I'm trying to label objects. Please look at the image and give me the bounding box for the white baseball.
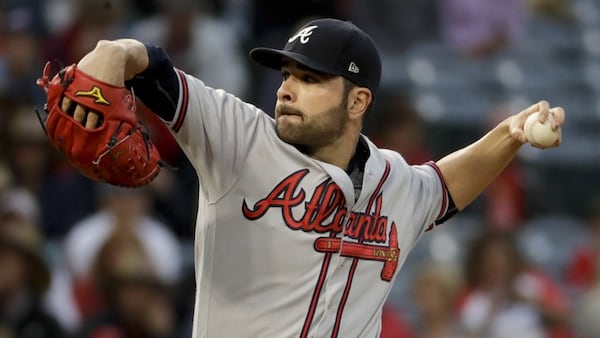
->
[523,112,560,147]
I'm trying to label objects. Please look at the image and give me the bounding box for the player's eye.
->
[281,71,290,80]
[302,74,318,83]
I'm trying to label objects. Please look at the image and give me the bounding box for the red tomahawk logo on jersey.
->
[314,223,400,281]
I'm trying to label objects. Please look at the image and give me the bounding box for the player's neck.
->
[307,131,361,171]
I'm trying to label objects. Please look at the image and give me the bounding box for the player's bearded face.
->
[274,98,347,148]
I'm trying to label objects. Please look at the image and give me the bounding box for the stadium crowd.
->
[0,0,599,337]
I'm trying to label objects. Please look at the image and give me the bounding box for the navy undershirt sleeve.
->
[125,43,179,121]
[436,194,458,225]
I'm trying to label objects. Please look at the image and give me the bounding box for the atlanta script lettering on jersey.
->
[242,168,400,281]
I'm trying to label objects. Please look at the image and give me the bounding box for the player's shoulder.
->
[363,135,410,167]
[364,136,438,182]
[182,72,255,110]
[179,72,275,125]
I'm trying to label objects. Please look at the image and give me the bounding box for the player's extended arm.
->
[436,101,565,211]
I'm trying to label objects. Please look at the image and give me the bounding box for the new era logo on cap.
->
[348,62,360,74]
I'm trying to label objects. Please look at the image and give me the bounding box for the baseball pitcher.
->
[36,18,564,337]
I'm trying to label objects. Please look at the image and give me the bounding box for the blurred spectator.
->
[0,96,17,156]
[128,0,249,98]
[0,95,15,153]
[6,106,55,196]
[380,303,415,338]
[527,0,575,22]
[6,105,96,238]
[575,252,600,338]
[0,160,13,194]
[459,230,572,338]
[411,261,464,338]
[484,160,525,231]
[76,226,179,338]
[566,195,600,292]
[128,0,159,18]
[440,0,526,58]
[0,3,592,337]
[365,92,432,165]
[44,0,128,65]
[0,6,46,105]
[348,0,439,54]
[0,188,65,337]
[62,183,181,326]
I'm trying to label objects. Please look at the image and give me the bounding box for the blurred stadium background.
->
[0,0,599,337]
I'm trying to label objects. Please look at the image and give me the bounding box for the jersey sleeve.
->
[409,161,455,235]
[166,70,268,201]
[126,44,269,201]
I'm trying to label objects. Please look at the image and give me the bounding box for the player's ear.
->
[348,87,372,120]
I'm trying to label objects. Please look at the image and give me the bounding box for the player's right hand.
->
[508,100,565,148]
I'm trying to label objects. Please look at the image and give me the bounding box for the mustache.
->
[276,105,303,117]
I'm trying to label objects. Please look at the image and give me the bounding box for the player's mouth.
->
[275,105,303,119]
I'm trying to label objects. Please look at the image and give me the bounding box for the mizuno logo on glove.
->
[75,86,110,105]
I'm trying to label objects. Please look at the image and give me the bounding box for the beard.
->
[275,103,348,149]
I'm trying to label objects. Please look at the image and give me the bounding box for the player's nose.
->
[276,79,295,103]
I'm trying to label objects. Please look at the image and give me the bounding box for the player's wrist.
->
[93,40,128,62]
[77,41,128,86]
[115,39,150,79]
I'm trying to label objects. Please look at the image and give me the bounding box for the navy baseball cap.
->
[250,18,382,95]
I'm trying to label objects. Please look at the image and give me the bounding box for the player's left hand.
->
[509,100,565,148]
[36,60,162,187]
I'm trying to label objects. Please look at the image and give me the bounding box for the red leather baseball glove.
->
[36,61,162,187]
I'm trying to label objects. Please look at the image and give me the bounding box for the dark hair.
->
[464,230,525,289]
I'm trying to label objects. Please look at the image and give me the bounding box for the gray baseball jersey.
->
[167,70,449,338]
